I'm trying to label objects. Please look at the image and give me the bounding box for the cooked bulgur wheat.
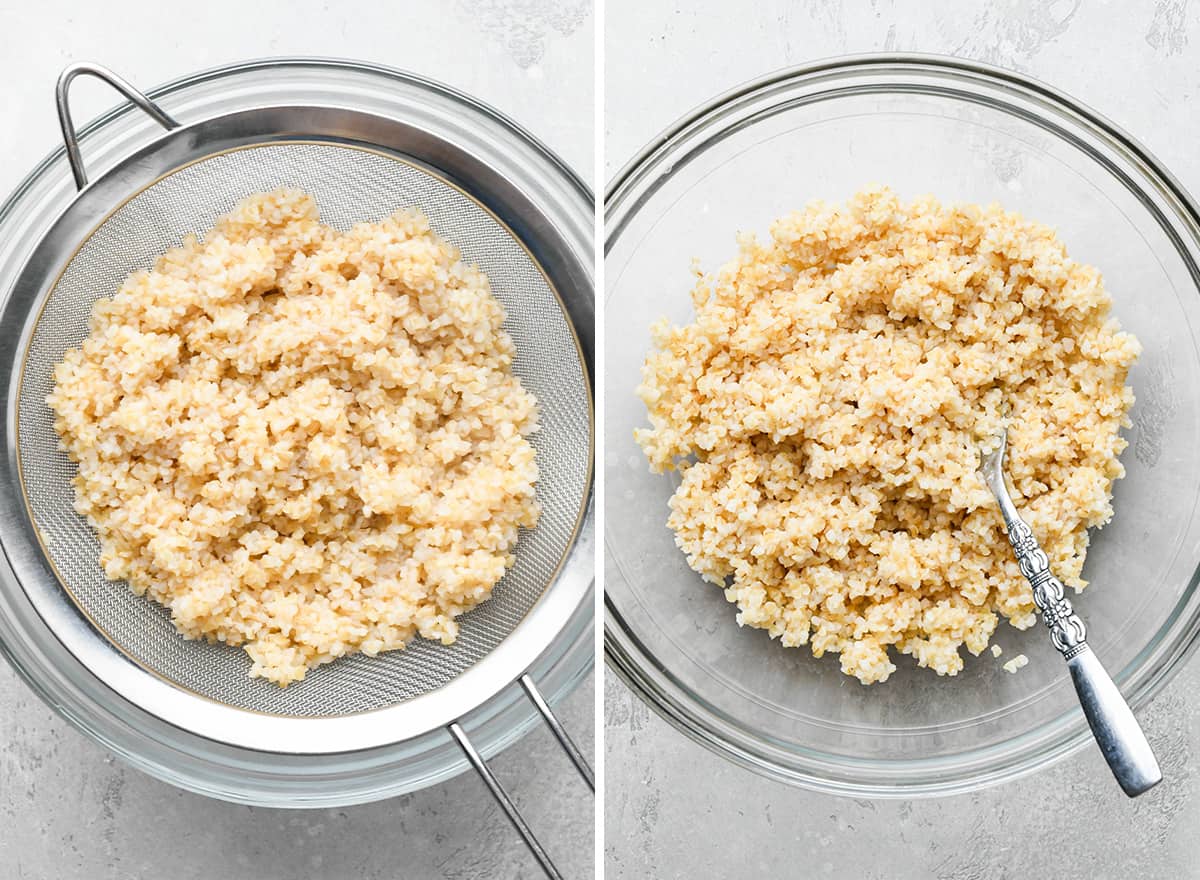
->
[1003,654,1030,674]
[48,190,540,686]
[635,187,1139,684]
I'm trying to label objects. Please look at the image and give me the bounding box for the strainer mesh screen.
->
[17,144,590,717]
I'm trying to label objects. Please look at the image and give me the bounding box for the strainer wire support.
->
[449,678,593,879]
[448,721,563,880]
[520,673,595,790]
[56,62,179,190]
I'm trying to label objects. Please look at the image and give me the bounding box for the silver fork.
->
[980,430,1162,797]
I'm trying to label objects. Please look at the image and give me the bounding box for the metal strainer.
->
[0,61,593,878]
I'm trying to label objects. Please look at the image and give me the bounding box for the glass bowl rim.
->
[0,55,595,806]
[603,51,1200,798]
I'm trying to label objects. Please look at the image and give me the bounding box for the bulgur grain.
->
[635,187,1139,684]
[1003,654,1030,674]
[48,190,540,686]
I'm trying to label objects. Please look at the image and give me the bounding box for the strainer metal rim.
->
[0,102,594,754]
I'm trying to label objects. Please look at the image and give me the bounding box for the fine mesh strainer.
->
[0,61,593,877]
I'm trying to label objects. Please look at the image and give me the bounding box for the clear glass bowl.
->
[604,53,1200,796]
[0,58,594,806]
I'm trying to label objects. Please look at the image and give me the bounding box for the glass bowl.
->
[0,58,594,806]
[604,53,1200,797]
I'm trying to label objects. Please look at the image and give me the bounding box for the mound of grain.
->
[636,186,1139,684]
[49,190,539,686]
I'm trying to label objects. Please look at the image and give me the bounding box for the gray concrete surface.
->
[0,3,595,879]
[604,1,1200,878]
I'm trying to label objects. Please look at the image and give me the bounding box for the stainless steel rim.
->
[4,98,593,756]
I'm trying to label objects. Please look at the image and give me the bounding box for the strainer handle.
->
[449,677,594,879]
[55,62,179,190]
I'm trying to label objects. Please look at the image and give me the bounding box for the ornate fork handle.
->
[1003,517,1088,659]
[981,433,1161,797]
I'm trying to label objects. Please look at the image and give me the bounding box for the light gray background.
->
[0,2,594,879]
[605,2,1200,878]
